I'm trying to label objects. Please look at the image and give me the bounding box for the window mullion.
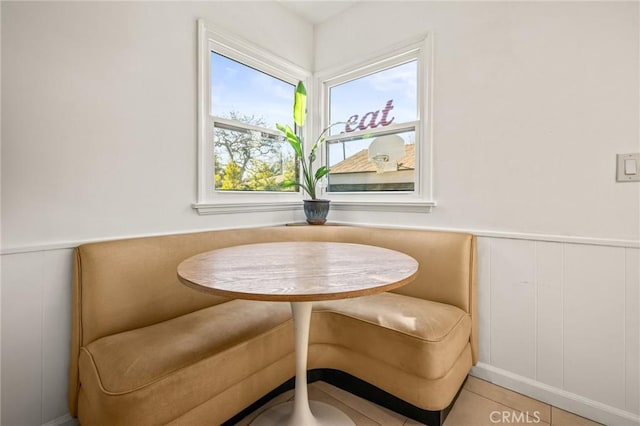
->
[212,116,284,139]
[324,120,419,144]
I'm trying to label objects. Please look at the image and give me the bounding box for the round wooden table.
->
[177,242,419,426]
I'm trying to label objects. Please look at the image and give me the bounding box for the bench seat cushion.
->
[311,292,471,380]
[78,300,293,425]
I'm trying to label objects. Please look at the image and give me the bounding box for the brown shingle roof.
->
[330,144,415,174]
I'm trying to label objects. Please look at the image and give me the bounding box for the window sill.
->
[192,201,303,215]
[330,200,436,213]
[193,200,436,215]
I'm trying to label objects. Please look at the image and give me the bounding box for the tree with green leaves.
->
[219,161,245,190]
[214,112,281,185]
[246,161,279,191]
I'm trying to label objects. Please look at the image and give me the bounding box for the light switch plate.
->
[617,153,640,182]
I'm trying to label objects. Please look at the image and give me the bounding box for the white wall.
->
[313,2,640,424]
[1,2,312,424]
[316,1,640,242]
[1,1,312,251]
[2,1,639,426]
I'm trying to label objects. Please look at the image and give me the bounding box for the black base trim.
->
[223,369,467,426]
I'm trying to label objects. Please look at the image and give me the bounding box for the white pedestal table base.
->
[251,302,355,426]
[251,401,355,426]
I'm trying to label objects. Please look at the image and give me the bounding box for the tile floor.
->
[60,375,602,425]
[238,376,602,426]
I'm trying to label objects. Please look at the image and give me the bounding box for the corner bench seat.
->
[312,292,472,380]
[70,225,477,425]
[79,300,294,424]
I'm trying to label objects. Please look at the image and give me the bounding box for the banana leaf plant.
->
[276,81,350,200]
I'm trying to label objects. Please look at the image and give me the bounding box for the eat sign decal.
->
[344,100,395,133]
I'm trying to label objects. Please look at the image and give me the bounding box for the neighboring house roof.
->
[330,144,415,174]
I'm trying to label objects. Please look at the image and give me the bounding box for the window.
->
[319,36,435,212]
[194,21,434,214]
[194,20,310,214]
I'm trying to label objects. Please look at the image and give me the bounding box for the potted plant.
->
[277,81,347,225]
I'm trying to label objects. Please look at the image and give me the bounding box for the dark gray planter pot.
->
[303,199,330,225]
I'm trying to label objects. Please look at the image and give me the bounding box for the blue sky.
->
[211,52,416,167]
[211,53,294,129]
[329,60,417,133]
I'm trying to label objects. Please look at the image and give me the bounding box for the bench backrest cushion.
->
[74,226,473,343]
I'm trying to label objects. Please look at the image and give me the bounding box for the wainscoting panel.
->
[476,237,492,365]
[41,249,74,422]
[476,237,639,425]
[1,251,45,426]
[535,242,564,390]
[626,248,640,415]
[490,239,537,379]
[564,244,626,410]
[1,249,73,426]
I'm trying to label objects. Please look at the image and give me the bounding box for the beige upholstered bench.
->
[69,225,477,425]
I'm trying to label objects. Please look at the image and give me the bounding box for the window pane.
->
[213,124,298,192]
[327,130,415,192]
[329,61,417,135]
[210,52,297,192]
[211,52,294,130]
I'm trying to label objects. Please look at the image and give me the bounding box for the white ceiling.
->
[278,1,357,25]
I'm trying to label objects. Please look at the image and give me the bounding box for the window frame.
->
[194,19,311,215]
[316,34,435,213]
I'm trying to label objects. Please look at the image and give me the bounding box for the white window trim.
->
[193,19,311,215]
[315,34,436,213]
